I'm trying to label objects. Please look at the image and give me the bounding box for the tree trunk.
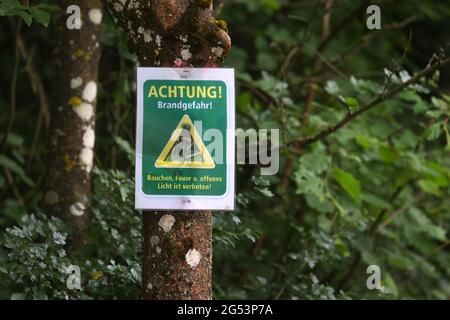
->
[104,0,231,299]
[43,0,102,245]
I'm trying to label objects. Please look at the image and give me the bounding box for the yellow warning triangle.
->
[155,114,215,169]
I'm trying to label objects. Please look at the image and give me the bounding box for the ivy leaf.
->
[332,168,361,203]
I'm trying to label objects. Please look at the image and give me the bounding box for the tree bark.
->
[43,0,102,245]
[104,0,231,300]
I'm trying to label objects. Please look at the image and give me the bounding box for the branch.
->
[382,192,424,227]
[288,56,450,148]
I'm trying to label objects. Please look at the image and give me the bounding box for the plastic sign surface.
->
[135,68,235,211]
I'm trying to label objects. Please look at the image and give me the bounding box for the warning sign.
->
[135,68,235,211]
[155,114,215,169]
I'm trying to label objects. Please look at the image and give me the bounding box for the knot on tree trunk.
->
[153,0,190,30]
[105,0,231,67]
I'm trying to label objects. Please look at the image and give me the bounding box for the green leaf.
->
[388,252,412,270]
[398,90,427,114]
[324,80,339,95]
[345,97,359,109]
[317,215,332,232]
[7,133,24,147]
[29,7,50,27]
[431,97,447,109]
[295,168,324,197]
[361,193,390,209]
[378,144,400,164]
[0,155,24,175]
[383,272,398,297]
[251,176,270,187]
[10,293,26,300]
[355,133,375,149]
[305,194,333,213]
[444,124,450,151]
[114,137,135,162]
[18,10,32,26]
[237,92,252,113]
[0,1,58,27]
[0,155,34,186]
[257,187,274,197]
[417,179,442,197]
[409,207,447,241]
[392,129,417,149]
[332,168,361,203]
[335,238,350,257]
[35,3,60,13]
[299,150,329,174]
[261,0,281,11]
[0,0,23,15]
[425,162,449,188]
[426,122,442,141]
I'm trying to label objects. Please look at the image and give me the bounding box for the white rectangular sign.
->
[135,68,235,211]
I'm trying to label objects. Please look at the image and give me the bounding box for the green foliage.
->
[0,213,73,299]
[0,170,141,299]
[215,0,450,300]
[0,0,59,27]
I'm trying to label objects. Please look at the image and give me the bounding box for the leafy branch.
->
[0,0,59,27]
[288,55,450,148]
